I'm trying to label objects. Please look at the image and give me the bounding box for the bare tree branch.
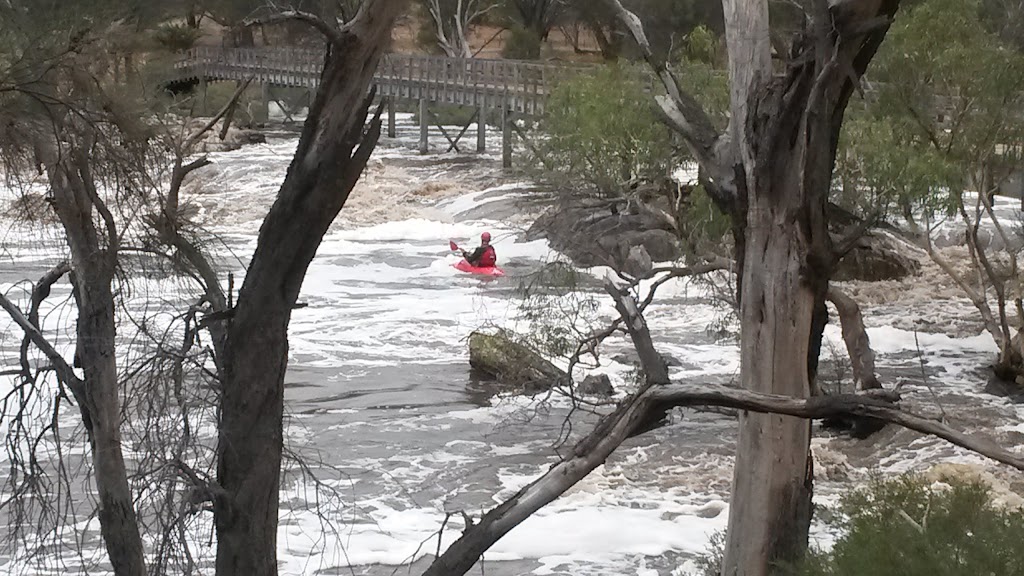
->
[827,285,879,390]
[0,291,81,390]
[603,0,734,194]
[18,261,71,375]
[244,10,344,46]
[183,76,254,152]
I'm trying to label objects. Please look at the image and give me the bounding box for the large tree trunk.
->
[724,156,819,573]
[43,147,148,576]
[720,1,902,573]
[212,3,407,576]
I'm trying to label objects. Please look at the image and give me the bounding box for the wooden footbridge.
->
[171,47,591,166]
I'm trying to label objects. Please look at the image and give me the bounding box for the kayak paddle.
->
[449,240,460,251]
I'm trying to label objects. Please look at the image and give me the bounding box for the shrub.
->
[153,24,201,53]
[690,475,1024,576]
[800,475,1024,576]
[501,25,541,59]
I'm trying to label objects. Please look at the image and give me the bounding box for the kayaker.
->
[462,232,497,267]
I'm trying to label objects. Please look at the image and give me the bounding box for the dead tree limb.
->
[183,76,253,151]
[827,285,879,390]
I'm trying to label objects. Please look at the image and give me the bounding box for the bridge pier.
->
[198,77,209,116]
[252,82,270,123]
[501,106,512,169]
[477,104,486,154]
[419,98,429,154]
[387,97,396,139]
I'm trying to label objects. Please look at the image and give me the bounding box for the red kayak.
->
[453,259,505,277]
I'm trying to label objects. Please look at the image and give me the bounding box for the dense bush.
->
[692,475,1024,576]
[153,23,201,53]
[801,475,1024,576]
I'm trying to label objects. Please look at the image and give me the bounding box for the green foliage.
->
[690,476,1024,576]
[798,475,1024,576]
[678,182,732,256]
[539,63,673,197]
[835,0,1024,222]
[153,24,202,53]
[502,25,543,59]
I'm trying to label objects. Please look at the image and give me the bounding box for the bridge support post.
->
[419,98,429,154]
[476,104,486,154]
[387,97,396,139]
[253,83,270,123]
[501,106,512,169]
[198,77,209,116]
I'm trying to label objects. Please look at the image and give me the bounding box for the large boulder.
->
[468,330,568,394]
[833,230,921,282]
[526,199,682,270]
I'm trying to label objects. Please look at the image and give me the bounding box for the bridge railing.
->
[173,47,595,116]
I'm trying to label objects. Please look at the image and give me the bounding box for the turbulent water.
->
[1,113,1023,576]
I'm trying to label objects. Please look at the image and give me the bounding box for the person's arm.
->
[463,246,485,264]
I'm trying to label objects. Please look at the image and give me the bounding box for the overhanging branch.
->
[243,10,343,47]
[603,0,736,195]
[0,290,82,391]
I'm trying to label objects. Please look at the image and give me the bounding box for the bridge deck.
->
[173,47,592,116]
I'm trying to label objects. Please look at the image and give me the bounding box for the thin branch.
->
[183,76,254,152]
[603,0,733,193]
[0,292,82,390]
[18,261,71,375]
[243,10,343,46]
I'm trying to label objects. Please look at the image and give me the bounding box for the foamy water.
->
[1,115,1023,575]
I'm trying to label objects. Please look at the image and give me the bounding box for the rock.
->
[194,126,267,153]
[578,373,614,397]
[526,200,683,270]
[984,369,1024,403]
[468,330,568,394]
[623,245,653,278]
[833,230,921,282]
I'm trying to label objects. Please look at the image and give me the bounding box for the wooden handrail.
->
[171,46,595,115]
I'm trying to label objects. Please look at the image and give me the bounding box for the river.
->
[1,113,1022,575]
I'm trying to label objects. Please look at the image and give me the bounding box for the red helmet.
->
[481,231,491,242]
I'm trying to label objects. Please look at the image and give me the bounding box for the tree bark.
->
[212,3,407,576]
[41,144,148,576]
[718,1,903,573]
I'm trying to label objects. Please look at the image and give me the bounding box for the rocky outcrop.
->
[833,230,921,282]
[194,126,267,153]
[528,197,920,282]
[525,198,680,270]
[468,330,568,394]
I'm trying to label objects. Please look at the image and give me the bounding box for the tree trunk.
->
[213,4,407,576]
[44,148,148,576]
[723,165,817,574]
[719,1,903,572]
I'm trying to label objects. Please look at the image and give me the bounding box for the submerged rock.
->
[578,373,614,397]
[468,330,568,394]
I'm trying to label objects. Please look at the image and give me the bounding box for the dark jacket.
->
[463,245,496,267]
